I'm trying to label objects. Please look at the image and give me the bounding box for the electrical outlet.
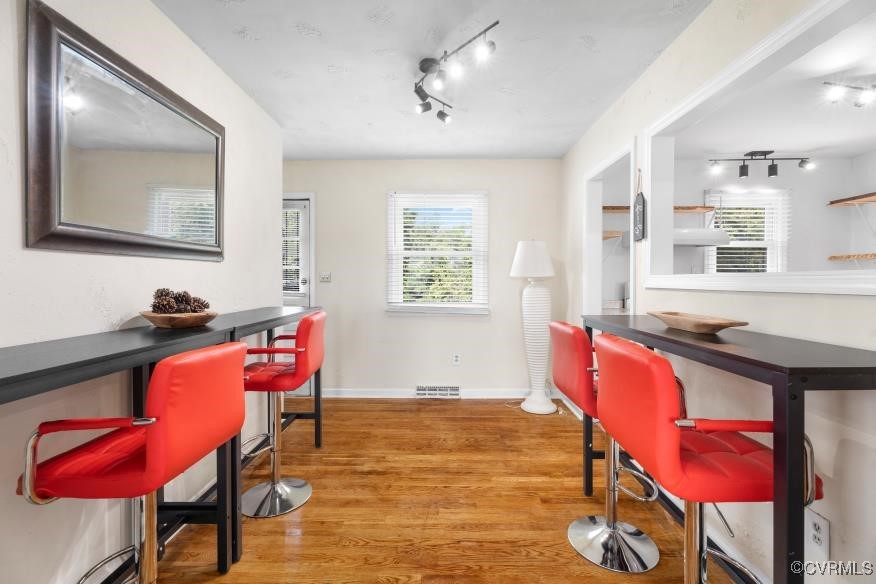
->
[451,353,461,366]
[319,271,332,283]
[805,507,830,563]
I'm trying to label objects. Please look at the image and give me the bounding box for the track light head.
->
[798,158,815,170]
[432,69,447,91]
[855,88,875,107]
[768,161,778,178]
[709,161,722,175]
[475,38,496,62]
[738,162,749,179]
[414,84,429,102]
[826,84,847,103]
[415,101,432,114]
[437,109,451,124]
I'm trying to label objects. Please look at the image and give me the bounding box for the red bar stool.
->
[17,342,248,584]
[594,334,823,584]
[241,310,326,518]
[550,321,660,573]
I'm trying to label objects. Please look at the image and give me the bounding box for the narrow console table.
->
[0,305,320,581]
[582,314,876,584]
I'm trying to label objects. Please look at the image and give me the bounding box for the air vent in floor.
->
[416,385,461,399]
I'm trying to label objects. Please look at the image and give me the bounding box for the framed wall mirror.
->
[643,0,876,295]
[26,0,224,261]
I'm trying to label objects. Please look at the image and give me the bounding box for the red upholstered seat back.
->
[145,342,247,484]
[549,322,596,417]
[294,310,326,380]
[595,334,684,491]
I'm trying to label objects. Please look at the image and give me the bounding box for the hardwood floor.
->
[160,399,731,583]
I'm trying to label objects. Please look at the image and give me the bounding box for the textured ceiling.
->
[675,10,876,160]
[153,0,711,159]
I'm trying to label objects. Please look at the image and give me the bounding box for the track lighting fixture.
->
[412,20,499,124]
[710,150,815,179]
[823,81,875,107]
[709,160,722,175]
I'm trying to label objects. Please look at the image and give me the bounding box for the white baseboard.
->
[324,387,532,399]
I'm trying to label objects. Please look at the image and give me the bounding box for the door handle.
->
[300,278,309,286]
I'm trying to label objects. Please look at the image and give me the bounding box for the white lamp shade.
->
[510,240,555,279]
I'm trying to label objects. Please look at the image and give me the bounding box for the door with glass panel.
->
[281,198,311,395]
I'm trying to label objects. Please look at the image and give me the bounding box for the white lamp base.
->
[520,388,557,415]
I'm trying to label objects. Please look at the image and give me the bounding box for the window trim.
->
[386,191,490,315]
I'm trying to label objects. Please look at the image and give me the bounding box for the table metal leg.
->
[230,433,243,562]
[584,414,594,496]
[216,440,233,574]
[314,369,322,448]
[771,372,805,584]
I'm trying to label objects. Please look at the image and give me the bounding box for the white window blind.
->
[282,202,302,296]
[386,192,488,314]
[705,191,791,273]
[146,186,216,245]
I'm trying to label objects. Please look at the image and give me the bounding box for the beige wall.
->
[561,0,876,581]
[0,1,281,582]
[63,148,216,234]
[285,159,563,394]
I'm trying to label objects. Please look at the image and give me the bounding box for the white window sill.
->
[386,304,490,316]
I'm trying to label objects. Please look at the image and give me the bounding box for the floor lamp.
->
[510,240,557,414]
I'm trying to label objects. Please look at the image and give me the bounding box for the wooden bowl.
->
[140,310,217,329]
[647,311,748,334]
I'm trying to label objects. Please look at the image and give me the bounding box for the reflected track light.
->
[768,161,778,178]
[437,108,451,124]
[799,158,816,170]
[415,101,432,114]
[709,160,722,175]
[414,83,429,102]
[432,69,447,91]
[738,162,749,178]
[475,39,496,62]
[448,60,464,79]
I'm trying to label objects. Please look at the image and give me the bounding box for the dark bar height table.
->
[582,314,876,584]
[0,306,321,581]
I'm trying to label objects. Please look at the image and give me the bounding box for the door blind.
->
[146,187,216,245]
[705,191,791,273]
[386,193,488,314]
[282,202,302,296]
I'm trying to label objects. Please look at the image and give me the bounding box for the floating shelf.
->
[828,192,876,207]
[828,253,876,261]
[603,230,624,240]
[602,205,715,214]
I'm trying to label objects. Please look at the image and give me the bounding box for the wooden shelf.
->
[828,192,876,206]
[603,230,624,240]
[602,205,715,214]
[828,253,876,261]
[674,205,715,214]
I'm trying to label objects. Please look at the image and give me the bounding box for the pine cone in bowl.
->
[153,287,173,300]
[151,296,177,314]
[190,296,210,313]
[173,290,193,306]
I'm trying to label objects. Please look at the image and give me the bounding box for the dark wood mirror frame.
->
[26,0,225,261]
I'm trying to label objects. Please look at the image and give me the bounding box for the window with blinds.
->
[386,192,488,314]
[705,191,791,273]
[282,202,302,296]
[146,187,216,245]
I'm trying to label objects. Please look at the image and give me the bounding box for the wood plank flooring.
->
[159,399,731,583]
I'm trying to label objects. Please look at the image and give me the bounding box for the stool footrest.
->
[707,547,762,584]
[158,502,219,525]
[77,545,135,584]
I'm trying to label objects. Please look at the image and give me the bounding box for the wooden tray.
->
[140,310,217,329]
[647,311,748,334]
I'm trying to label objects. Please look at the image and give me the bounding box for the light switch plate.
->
[319,271,331,283]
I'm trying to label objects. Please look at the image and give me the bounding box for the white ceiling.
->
[152,0,711,159]
[674,10,876,160]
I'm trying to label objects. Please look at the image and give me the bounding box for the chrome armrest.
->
[804,434,816,507]
[23,431,56,505]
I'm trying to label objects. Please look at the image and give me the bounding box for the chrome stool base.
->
[241,478,312,518]
[568,515,660,573]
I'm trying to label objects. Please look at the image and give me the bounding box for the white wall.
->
[0,1,281,582]
[284,159,563,395]
[561,0,876,581]
[600,157,631,303]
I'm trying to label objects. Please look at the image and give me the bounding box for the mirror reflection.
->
[59,43,219,245]
[661,12,876,275]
